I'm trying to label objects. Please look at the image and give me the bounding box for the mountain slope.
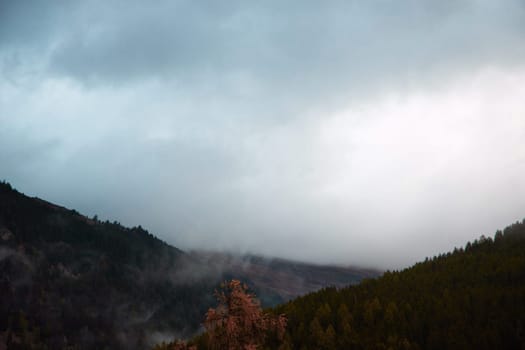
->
[190,251,378,306]
[270,220,525,350]
[0,181,218,349]
[0,181,375,349]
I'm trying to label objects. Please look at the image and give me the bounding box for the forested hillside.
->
[4,179,523,350]
[271,220,525,349]
[0,181,217,349]
[0,181,372,349]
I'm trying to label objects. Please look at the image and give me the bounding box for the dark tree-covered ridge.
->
[270,219,525,350]
[0,181,373,349]
[0,180,220,349]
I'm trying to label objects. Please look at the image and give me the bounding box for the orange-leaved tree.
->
[204,280,287,350]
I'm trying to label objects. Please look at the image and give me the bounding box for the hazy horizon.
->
[2,1,525,269]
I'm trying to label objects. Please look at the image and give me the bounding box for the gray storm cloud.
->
[1,0,525,268]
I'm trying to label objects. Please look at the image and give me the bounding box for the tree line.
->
[158,219,525,349]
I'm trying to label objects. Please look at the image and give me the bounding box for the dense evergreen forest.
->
[0,181,370,349]
[153,220,525,350]
[0,181,218,349]
[3,180,524,349]
[268,220,525,349]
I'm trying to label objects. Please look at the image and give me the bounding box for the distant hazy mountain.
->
[0,181,376,349]
[189,251,378,306]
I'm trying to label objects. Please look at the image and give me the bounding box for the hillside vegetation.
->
[0,181,371,349]
[155,220,525,350]
[270,220,525,349]
[3,180,523,349]
[0,181,217,349]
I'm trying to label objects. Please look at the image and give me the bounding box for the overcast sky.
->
[1,0,525,268]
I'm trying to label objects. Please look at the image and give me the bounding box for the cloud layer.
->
[1,0,525,268]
